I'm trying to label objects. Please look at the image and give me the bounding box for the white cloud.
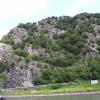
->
[0,0,48,39]
[0,0,48,19]
[68,0,97,16]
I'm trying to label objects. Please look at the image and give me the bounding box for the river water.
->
[4,94,100,100]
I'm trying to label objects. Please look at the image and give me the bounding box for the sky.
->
[0,0,100,39]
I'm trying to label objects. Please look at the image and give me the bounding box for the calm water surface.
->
[5,94,100,100]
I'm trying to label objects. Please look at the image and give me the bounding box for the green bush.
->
[58,32,85,55]
[14,48,28,57]
[50,84,62,89]
[0,62,7,74]
[1,34,14,45]
[96,39,100,45]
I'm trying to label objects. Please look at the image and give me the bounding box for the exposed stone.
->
[10,27,28,44]
[27,44,39,56]
[81,32,98,58]
[2,15,100,89]
[4,66,33,88]
[94,25,100,33]
[25,44,50,57]
[75,18,81,29]
[35,19,65,39]
[3,60,45,88]
[28,61,42,81]
[0,43,13,63]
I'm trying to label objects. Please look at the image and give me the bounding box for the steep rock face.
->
[26,44,40,56]
[1,13,100,88]
[82,32,98,57]
[4,61,42,88]
[81,24,100,58]
[75,18,81,29]
[94,25,100,33]
[25,44,49,57]
[4,67,33,88]
[0,43,13,63]
[94,25,100,39]
[28,61,42,80]
[0,43,43,88]
[10,27,28,44]
[35,19,65,39]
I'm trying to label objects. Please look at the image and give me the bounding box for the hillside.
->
[0,12,100,88]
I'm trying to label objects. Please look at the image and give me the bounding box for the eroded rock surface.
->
[10,27,28,44]
[4,62,42,88]
[35,19,65,39]
[0,43,13,62]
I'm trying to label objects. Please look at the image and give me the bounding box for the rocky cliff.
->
[1,13,100,88]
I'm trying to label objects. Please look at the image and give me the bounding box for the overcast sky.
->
[0,0,99,39]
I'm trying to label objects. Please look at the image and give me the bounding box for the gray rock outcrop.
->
[10,27,28,44]
[82,32,98,58]
[0,43,13,63]
[4,62,42,88]
[35,19,65,39]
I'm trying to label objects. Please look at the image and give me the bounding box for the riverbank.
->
[0,81,100,96]
[1,92,100,98]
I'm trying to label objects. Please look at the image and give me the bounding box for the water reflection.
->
[5,94,100,100]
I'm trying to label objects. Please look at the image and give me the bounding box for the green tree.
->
[14,48,28,57]
[87,57,100,80]
[58,32,85,55]
[0,62,7,74]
